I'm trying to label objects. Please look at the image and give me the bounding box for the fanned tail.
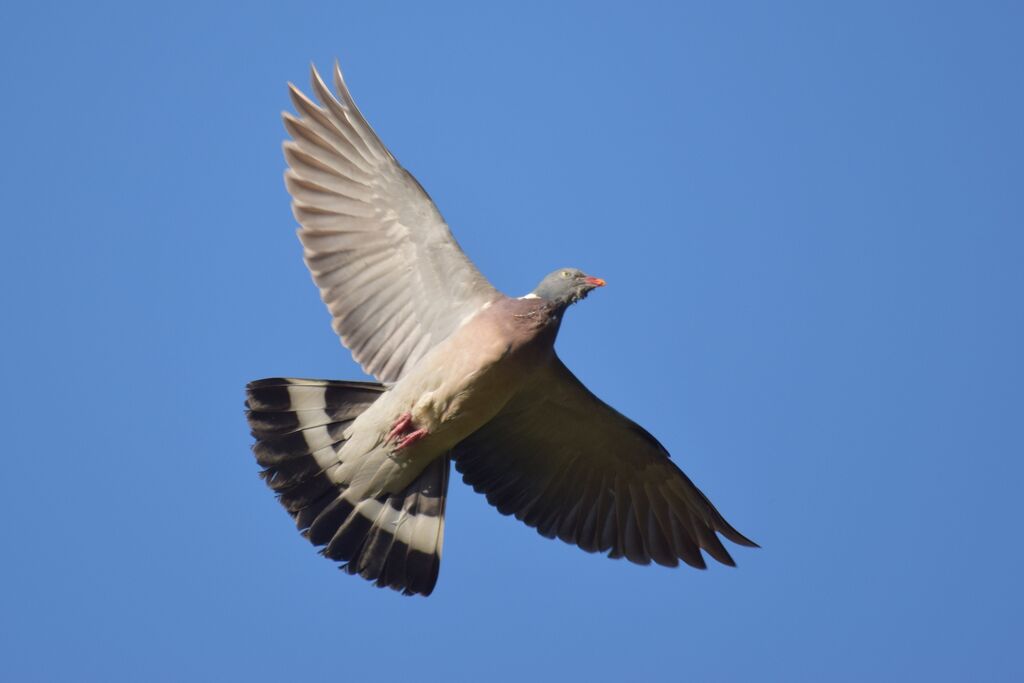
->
[246,378,449,596]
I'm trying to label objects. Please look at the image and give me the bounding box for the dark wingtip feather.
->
[678,547,708,570]
[714,520,760,549]
[727,531,760,549]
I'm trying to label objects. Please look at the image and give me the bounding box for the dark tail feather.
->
[335,457,449,596]
[245,378,449,597]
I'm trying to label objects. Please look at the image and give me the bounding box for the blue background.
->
[3,2,1021,681]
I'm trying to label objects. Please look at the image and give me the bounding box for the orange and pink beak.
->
[584,275,606,288]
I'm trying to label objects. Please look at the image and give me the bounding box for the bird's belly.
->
[406,342,523,448]
[387,315,548,454]
[339,302,552,492]
[427,356,522,440]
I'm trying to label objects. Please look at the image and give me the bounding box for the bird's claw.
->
[386,412,414,442]
[395,428,429,450]
[387,412,429,449]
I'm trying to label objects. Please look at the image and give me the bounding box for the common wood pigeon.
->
[246,62,757,596]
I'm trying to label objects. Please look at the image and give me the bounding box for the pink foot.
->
[387,412,413,442]
[386,412,430,449]
[396,428,429,450]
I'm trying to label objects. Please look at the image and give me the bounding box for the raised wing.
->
[453,357,757,568]
[283,63,500,383]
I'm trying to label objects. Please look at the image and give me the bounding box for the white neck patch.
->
[457,300,493,328]
[518,293,540,300]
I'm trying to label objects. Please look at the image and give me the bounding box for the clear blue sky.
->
[2,2,1021,681]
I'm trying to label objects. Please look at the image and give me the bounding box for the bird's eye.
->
[561,270,570,278]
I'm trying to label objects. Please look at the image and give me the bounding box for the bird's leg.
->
[387,412,414,442]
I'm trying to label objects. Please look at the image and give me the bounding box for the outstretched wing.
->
[453,357,757,568]
[283,63,500,383]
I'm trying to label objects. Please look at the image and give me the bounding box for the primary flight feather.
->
[246,61,756,596]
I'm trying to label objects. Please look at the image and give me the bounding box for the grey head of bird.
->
[529,268,606,308]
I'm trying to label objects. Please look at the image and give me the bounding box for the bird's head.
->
[530,268,606,308]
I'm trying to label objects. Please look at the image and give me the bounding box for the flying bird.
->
[246,62,756,596]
